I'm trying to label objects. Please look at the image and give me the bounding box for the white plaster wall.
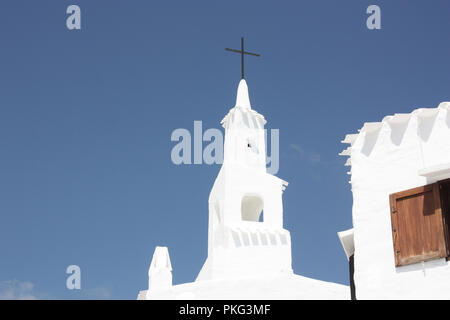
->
[221,165,284,227]
[223,122,267,171]
[346,103,450,299]
[140,274,349,300]
[198,163,291,281]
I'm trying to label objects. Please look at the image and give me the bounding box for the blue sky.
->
[1,0,450,299]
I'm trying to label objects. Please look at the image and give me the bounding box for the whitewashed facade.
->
[339,102,450,299]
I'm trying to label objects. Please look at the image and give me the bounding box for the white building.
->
[339,102,450,299]
[137,79,349,300]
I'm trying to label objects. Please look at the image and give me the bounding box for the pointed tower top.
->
[150,246,172,271]
[235,79,251,109]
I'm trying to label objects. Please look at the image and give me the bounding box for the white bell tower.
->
[139,77,350,300]
[196,79,292,281]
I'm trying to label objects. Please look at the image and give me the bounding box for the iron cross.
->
[225,37,260,79]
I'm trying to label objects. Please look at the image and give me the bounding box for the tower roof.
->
[221,79,266,129]
[235,79,251,109]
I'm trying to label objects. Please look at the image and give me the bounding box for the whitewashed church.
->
[137,79,349,300]
[137,75,450,299]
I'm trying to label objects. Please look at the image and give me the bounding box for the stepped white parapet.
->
[340,102,450,183]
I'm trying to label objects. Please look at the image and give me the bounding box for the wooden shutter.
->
[390,183,447,267]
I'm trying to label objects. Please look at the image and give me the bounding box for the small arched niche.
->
[241,195,264,222]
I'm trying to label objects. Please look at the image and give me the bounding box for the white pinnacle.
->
[235,79,251,109]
